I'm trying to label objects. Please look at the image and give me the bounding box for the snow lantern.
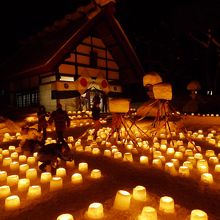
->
[86,202,104,219]
[159,196,175,214]
[153,83,172,100]
[143,72,162,87]
[190,209,208,220]
[5,195,21,211]
[113,190,131,210]
[109,98,130,113]
[187,80,201,91]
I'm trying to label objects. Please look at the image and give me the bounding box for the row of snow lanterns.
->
[73,127,220,185]
[143,72,202,100]
[188,112,220,117]
[190,129,220,147]
[56,185,208,220]
[0,144,102,211]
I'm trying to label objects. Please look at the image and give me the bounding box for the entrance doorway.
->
[81,87,108,113]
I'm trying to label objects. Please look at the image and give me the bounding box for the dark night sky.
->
[1,0,220,93]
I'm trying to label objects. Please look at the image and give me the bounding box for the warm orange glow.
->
[5,195,20,211]
[86,202,104,219]
[159,196,175,213]
[113,190,131,210]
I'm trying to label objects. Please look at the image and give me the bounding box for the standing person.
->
[17,126,43,155]
[101,93,108,112]
[91,101,101,138]
[49,103,70,146]
[37,105,48,144]
[92,102,101,121]
[93,94,100,105]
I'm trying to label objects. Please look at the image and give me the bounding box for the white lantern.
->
[159,196,175,214]
[86,202,104,219]
[113,190,131,210]
[5,195,20,211]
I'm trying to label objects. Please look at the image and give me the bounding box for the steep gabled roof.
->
[1,0,144,84]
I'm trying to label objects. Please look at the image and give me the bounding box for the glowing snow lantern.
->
[0,171,7,182]
[187,157,196,167]
[19,164,29,175]
[182,161,193,170]
[166,148,175,156]
[140,156,149,165]
[123,152,133,162]
[26,168,37,181]
[7,175,19,187]
[71,173,83,184]
[0,185,11,198]
[50,177,63,191]
[66,160,75,169]
[197,159,208,168]
[209,156,219,165]
[27,156,36,166]
[85,146,92,152]
[143,71,162,87]
[19,155,27,163]
[214,164,220,173]
[190,209,208,220]
[109,98,130,113]
[132,185,148,202]
[27,185,41,200]
[40,172,52,183]
[152,159,163,169]
[2,149,10,157]
[8,146,16,152]
[86,202,104,219]
[78,162,88,173]
[159,196,175,214]
[3,157,12,167]
[201,173,213,184]
[11,152,18,160]
[90,169,102,179]
[194,153,203,160]
[171,159,180,169]
[18,178,30,192]
[56,168,67,178]
[113,190,131,211]
[154,151,162,158]
[10,161,19,172]
[114,151,122,159]
[165,162,177,176]
[92,148,100,155]
[104,150,111,157]
[205,150,215,157]
[57,214,74,220]
[153,83,172,100]
[5,195,20,211]
[138,206,157,220]
[179,166,190,177]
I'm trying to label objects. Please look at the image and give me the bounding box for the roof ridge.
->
[19,1,99,45]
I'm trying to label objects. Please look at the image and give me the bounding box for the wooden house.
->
[0,0,144,112]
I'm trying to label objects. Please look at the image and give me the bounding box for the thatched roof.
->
[1,0,144,84]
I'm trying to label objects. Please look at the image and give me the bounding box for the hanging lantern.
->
[143,71,162,87]
[109,98,130,113]
[153,83,172,100]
